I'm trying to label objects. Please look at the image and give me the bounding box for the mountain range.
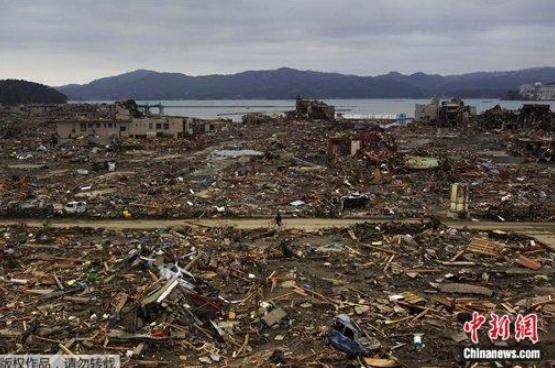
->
[56,67,555,100]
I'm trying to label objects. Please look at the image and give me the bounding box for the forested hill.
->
[0,79,67,105]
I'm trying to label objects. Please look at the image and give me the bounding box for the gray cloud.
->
[1,0,554,85]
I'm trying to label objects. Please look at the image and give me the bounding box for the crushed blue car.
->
[325,314,380,357]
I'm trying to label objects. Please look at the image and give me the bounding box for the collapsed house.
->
[327,131,395,163]
[289,96,335,121]
[478,104,554,161]
[415,97,476,126]
[479,104,554,131]
[519,104,554,131]
[478,104,518,129]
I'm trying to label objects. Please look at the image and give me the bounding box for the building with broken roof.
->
[290,96,335,121]
[415,97,476,126]
[415,97,440,123]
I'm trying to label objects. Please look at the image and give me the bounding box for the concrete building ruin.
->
[290,96,335,121]
[52,113,184,140]
[415,97,476,126]
[51,100,228,141]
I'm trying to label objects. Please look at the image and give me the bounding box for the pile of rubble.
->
[242,113,279,125]
[479,104,554,132]
[286,96,336,121]
[478,104,518,130]
[519,104,554,131]
[478,104,554,162]
[0,221,553,366]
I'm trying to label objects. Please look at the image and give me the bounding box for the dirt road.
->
[1,217,554,250]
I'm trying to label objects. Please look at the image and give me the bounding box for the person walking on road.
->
[274,210,283,227]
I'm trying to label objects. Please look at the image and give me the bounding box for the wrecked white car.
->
[63,201,87,215]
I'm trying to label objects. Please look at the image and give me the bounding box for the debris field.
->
[0,221,553,366]
[1,99,554,366]
[1,103,554,221]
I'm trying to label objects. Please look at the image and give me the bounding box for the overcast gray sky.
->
[1,0,554,86]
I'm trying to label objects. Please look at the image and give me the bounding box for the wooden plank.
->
[438,283,493,296]
[466,238,502,257]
